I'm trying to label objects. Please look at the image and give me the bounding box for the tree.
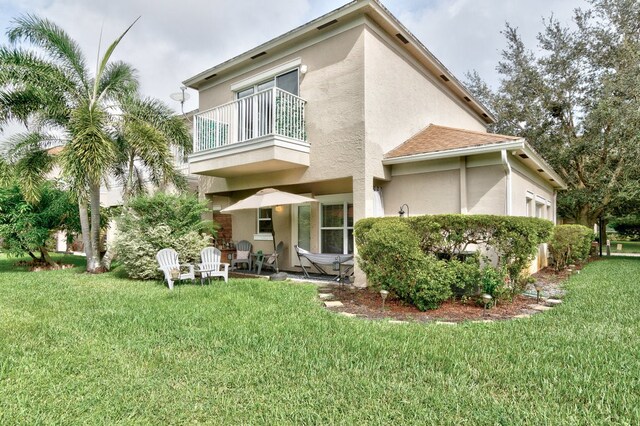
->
[465,0,640,227]
[0,182,79,267]
[0,15,191,272]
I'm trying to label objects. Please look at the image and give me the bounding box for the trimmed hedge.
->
[548,224,594,270]
[355,215,554,310]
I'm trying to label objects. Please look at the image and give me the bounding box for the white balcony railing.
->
[193,87,306,153]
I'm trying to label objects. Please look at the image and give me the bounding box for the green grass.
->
[1,254,639,424]
[611,240,640,253]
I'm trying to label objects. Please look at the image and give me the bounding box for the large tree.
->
[466,0,640,227]
[0,15,191,272]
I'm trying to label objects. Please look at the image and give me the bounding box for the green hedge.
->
[355,215,554,310]
[114,193,215,280]
[548,224,594,270]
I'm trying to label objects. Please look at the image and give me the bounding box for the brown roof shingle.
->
[385,124,521,159]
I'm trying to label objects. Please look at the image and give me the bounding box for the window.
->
[526,192,534,217]
[257,208,273,234]
[320,202,353,254]
[297,205,311,251]
[236,68,299,99]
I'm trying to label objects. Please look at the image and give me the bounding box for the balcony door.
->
[235,69,299,142]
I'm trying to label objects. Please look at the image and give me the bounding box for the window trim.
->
[316,193,353,255]
[255,207,273,240]
[231,58,302,92]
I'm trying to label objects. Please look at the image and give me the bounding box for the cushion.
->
[237,250,249,260]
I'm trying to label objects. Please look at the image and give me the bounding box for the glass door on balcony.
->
[235,69,299,142]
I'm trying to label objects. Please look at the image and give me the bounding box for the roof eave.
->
[382,140,525,165]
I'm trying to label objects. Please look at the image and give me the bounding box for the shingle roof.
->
[385,124,521,159]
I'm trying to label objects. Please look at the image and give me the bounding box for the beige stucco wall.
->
[363,23,487,183]
[383,169,460,215]
[198,24,366,196]
[510,158,556,220]
[466,165,506,215]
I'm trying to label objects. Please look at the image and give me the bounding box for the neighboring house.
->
[183,0,566,283]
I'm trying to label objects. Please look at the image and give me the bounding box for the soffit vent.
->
[464,96,471,102]
[537,169,544,172]
[519,154,529,159]
[440,74,450,82]
[317,19,338,30]
[395,33,409,44]
[205,74,217,80]
[251,52,267,60]
[482,113,489,118]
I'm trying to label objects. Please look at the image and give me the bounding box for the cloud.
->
[0,0,584,127]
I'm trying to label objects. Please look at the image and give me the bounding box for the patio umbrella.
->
[221,188,317,273]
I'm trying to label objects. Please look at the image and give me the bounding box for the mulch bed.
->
[14,261,75,272]
[320,261,588,322]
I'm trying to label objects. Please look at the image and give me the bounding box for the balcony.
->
[189,87,310,177]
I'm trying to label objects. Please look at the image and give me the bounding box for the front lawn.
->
[1,254,639,424]
[611,240,640,253]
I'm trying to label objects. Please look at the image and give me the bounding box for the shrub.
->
[413,257,454,310]
[355,214,554,308]
[480,265,510,303]
[354,218,452,310]
[115,193,214,280]
[448,256,482,298]
[610,216,640,240]
[548,224,594,270]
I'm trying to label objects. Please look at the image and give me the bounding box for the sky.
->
[0,0,584,135]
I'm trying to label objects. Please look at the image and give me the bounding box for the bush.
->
[610,216,640,240]
[448,256,482,298]
[355,214,554,308]
[480,265,510,303]
[115,193,214,280]
[354,218,452,310]
[548,224,594,270]
[413,257,454,310]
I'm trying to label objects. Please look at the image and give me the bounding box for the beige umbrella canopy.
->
[221,188,317,273]
[221,188,316,212]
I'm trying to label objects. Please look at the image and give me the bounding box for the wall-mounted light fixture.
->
[398,203,409,218]
[275,205,283,213]
[300,64,308,74]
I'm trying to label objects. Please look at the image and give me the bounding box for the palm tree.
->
[0,15,191,272]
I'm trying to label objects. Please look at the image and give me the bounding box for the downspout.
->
[501,149,512,216]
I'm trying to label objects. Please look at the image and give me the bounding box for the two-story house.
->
[183,0,565,283]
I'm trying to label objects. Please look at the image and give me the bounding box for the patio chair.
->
[254,241,284,274]
[231,240,252,271]
[198,247,229,283]
[156,248,195,290]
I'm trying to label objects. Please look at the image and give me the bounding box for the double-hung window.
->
[320,200,353,254]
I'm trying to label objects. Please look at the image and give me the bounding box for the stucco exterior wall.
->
[466,165,506,215]
[383,169,460,215]
[510,158,556,220]
[198,24,366,195]
[362,22,487,185]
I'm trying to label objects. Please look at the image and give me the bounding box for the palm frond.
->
[93,17,140,102]
[97,61,138,103]
[7,14,90,92]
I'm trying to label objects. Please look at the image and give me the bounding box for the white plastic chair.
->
[156,248,195,290]
[198,247,229,283]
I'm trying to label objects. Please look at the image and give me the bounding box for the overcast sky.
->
[0,0,583,133]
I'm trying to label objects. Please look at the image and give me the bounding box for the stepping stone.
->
[546,299,562,305]
[435,321,457,326]
[528,304,553,311]
[514,314,531,319]
[339,312,357,317]
[324,301,343,308]
[318,293,334,300]
[474,319,494,323]
[388,320,408,324]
